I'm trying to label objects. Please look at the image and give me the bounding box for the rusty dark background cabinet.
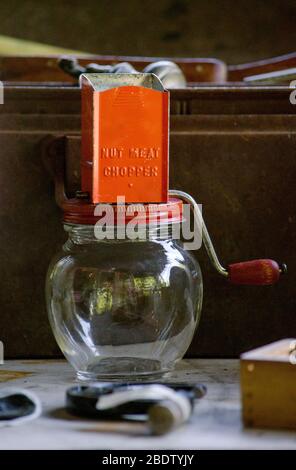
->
[0,86,295,358]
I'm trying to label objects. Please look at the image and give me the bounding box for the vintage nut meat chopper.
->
[45,73,286,381]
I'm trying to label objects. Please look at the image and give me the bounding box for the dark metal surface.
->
[0,86,295,358]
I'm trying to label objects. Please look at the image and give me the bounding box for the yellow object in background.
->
[0,34,87,56]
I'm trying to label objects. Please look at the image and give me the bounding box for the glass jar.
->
[46,223,203,380]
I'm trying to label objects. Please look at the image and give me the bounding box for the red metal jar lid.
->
[62,197,183,226]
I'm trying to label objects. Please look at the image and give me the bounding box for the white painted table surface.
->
[0,359,295,450]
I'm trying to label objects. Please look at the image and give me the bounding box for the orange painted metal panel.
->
[81,82,169,203]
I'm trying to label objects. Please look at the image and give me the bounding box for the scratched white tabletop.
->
[0,359,295,450]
